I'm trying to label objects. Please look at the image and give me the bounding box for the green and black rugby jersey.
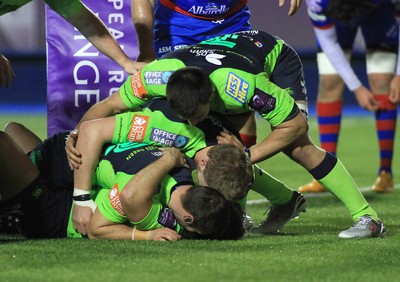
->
[118,30,299,127]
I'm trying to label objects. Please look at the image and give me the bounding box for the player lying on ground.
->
[0,123,243,240]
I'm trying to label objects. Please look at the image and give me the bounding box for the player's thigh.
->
[3,122,41,154]
[316,52,347,101]
[366,50,396,93]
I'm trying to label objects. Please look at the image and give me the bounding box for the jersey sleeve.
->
[130,195,165,230]
[95,185,168,231]
[210,69,297,126]
[112,108,207,158]
[119,59,186,109]
[96,185,128,224]
[250,73,298,127]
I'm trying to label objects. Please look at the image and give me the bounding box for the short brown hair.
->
[204,144,253,201]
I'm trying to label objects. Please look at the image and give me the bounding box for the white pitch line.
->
[246,184,400,205]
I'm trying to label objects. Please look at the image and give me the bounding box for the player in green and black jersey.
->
[0,124,243,240]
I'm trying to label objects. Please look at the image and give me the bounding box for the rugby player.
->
[132,0,302,63]
[300,0,399,193]
[0,123,243,240]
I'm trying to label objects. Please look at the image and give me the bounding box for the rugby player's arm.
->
[73,116,117,194]
[61,2,145,74]
[120,148,186,222]
[88,208,180,241]
[66,90,128,169]
[132,0,157,63]
[76,90,128,130]
[71,116,116,235]
[250,111,308,164]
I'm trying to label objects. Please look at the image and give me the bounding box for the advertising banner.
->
[46,0,138,136]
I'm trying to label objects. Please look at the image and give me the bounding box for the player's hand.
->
[123,60,147,75]
[0,54,15,88]
[389,75,400,104]
[146,228,182,241]
[72,204,95,236]
[354,86,379,111]
[65,129,82,170]
[216,131,245,150]
[159,147,186,167]
[279,0,302,16]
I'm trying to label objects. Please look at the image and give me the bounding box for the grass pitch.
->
[1,112,399,282]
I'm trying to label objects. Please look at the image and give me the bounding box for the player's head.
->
[180,186,245,240]
[195,144,254,201]
[166,66,213,125]
[326,0,377,22]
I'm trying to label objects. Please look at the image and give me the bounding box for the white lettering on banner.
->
[70,1,128,110]
[73,60,100,85]
[109,13,124,24]
[108,0,124,10]
[75,89,100,107]
[109,28,124,40]
[109,70,124,83]
[74,40,99,57]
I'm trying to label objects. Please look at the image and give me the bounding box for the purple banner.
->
[46,0,138,136]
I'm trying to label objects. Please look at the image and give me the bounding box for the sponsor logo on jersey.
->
[158,46,172,54]
[254,41,263,48]
[130,71,147,99]
[128,114,149,142]
[109,185,124,216]
[188,4,229,15]
[238,30,260,36]
[144,71,173,85]
[190,48,217,57]
[150,128,189,147]
[249,88,276,114]
[205,53,226,65]
[225,73,249,104]
[158,207,177,229]
[173,44,188,50]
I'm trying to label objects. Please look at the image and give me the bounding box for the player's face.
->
[192,146,211,186]
[186,102,211,125]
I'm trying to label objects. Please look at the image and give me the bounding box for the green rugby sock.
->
[250,164,293,205]
[314,155,378,221]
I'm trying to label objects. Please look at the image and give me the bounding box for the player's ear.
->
[183,215,194,224]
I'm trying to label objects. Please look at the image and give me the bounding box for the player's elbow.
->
[87,224,101,240]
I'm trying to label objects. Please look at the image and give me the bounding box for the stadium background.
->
[0,0,367,115]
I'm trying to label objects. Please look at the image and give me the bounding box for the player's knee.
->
[3,121,22,133]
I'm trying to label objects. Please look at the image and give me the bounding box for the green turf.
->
[1,113,400,281]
